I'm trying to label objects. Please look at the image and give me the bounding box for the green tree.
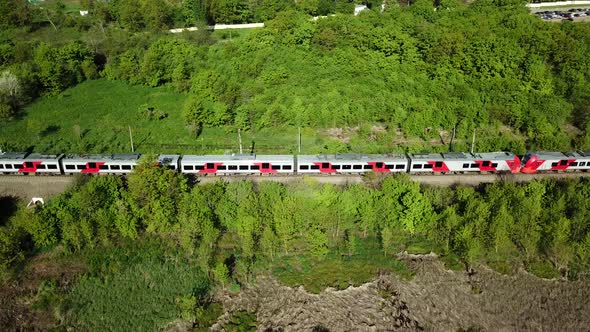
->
[259,225,278,260]
[212,261,229,288]
[127,156,189,234]
[306,227,329,258]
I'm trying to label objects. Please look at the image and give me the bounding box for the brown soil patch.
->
[563,123,583,138]
[0,251,87,331]
[320,127,359,144]
[214,256,590,331]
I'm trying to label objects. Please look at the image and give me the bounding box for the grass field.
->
[0,80,340,155]
[0,79,518,156]
[267,237,413,293]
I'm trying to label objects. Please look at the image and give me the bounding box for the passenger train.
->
[1,150,590,175]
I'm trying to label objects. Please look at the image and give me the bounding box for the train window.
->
[228,165,238,170]
[89,162,97,169]
[272,165,281,170]
[65,165,75,170]
[99,165,108,170]
[353,165,362,170]
[364,165,372,170]
[195,165,204,170]
[300,165,309,170]
[482,161,490,167]
[14,164,23,169]
[560,160,568,166]
[37,164,46,169]
[491,163,498,168]
[551,162,558,167]
[122,165,131,170]
[343,164,352,170]
[435,161,443,168]
[25,162,33,168]
[375,162,383,168]
[0,164,4,169]
[5,164,12,169]
[424,164,433,169]
[463,163,469,168]
[110,165,120,170]
[413,164,422,169]
[206,163,214,169]
[251,165,260,170]
[239,165,248,170]
[283,165,292,170]
[471,163,478,168]
[333,165,341,170]
[76,165,85,170]
[322,163,330,169]
[385,164,395,169]
[218,165,227,170]
[262,163,270,169]
[571,162,578,167]
[580,162,586,167]
[310,165,320,170]
[48,164,57,169]
[395,164,405,170]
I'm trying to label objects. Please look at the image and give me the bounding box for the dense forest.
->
[1,0,590,153]
[1,160,590,329]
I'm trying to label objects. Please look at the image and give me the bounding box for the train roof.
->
[25,153,63,160]
[62,153,141,162]
[0,152,28,160]
[298,154,407,163]
[530,151,590,159]
[471,151,516,160]
[410,151,515,161]
[158,154,180,167]
[182,154,294,162]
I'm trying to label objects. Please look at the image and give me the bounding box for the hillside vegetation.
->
[1,0,590,153]
[1,162,590,329]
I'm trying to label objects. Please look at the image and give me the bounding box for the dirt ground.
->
[213,255,590,331]
[0,176,75,202]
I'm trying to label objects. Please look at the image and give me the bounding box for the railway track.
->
[1,172,589,202]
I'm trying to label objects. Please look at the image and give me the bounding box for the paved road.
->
[1,173,589,202]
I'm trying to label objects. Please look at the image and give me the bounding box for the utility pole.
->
[470,128,476,154]
[128,125,134,153]
[238,128,243,154]
[298,127,301,153]
[450,124,456,152]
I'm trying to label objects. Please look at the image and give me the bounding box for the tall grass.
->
[267,237,413,293]
[64,240,209,331]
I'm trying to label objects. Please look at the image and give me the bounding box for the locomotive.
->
[2,150,589,175]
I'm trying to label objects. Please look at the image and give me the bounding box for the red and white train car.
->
[408,152,521,174]
[61,154,140,174]
[521,151,590,173]
[0,152,63,174]
[296,154,409,174]
[180,154,294,174]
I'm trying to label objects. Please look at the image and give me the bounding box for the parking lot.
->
[533,7,590,21]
